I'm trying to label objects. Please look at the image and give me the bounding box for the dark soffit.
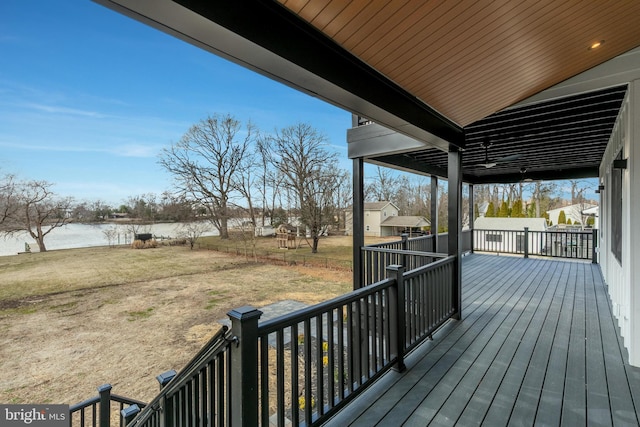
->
[170,0,465,147]
[370,85,628,184]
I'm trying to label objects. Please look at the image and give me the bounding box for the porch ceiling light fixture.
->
[588,40,605,50]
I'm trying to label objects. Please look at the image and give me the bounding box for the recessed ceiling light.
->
[589,40,605,50]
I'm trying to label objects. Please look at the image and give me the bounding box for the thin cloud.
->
[23,103,107,118]
[0,140,159,158]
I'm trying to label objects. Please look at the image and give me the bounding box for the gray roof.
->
[364,201,398,211]
[381,216,431,227]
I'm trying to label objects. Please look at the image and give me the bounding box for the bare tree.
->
[267,123,345,253]
[366,166,400,202]
[159,114,254,239]
[0,174,18,225]
[177,221,210,249]
[0,179,74,252]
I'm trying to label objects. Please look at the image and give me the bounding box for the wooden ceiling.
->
[96,0,640,182]
[278,0,640,126]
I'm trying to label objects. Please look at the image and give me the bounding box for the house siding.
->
[599,83,640,366]
[362,202,399,236]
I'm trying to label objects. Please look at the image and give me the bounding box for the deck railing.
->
[474,228,598,262]
[70,384,147,427]
[256,255,456,426]
[363,234,443,287]
[111,326,234,427]
[74,243,457,427]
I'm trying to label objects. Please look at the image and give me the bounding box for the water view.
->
[0,222,218,257]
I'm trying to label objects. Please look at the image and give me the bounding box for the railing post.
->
[121,404,140,426]
[228,306,262,427]
[97,384,112,427]
[387,265,406,373]
[156,370,177,390]
[524,227,529,258]
[401,233,409,269]
[592,228,598,264]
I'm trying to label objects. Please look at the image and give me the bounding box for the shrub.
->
[131,239,145,249]
[131,239,159,249]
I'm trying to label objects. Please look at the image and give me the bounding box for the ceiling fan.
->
[474,140,522,168]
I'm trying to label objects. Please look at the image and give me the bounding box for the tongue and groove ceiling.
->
[96,0,640,182]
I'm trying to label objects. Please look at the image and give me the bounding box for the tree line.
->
[1,112,596,253]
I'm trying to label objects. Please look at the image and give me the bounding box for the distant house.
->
[547,203,598,227]
[344,201,430,237]
[474,217,548,254]
[363,201,399,236]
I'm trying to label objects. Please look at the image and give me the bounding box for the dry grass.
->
[0,241,358,407]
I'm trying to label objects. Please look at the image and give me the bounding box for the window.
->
[611,150,623,264]
[486,233,502,243]
[384,211,387,217]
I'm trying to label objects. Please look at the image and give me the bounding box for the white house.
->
[547,203,598,227]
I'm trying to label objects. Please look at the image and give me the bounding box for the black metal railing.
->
[403,257,456,353]
[473,228,598,262]
[255,255,456,426]
[118,326,233,427]
[363,234,445,286]
[70,384,147,427]
[75,240,458,427]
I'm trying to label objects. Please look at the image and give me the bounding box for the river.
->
[0,222,219,257]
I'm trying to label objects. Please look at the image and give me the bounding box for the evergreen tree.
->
[558,210,567,224]
[498,200,510,217]
[474,202,480,220]
[567,218,572,225]
[485,201,496,217]
[511,199,525,218]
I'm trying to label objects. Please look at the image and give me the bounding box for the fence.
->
[362,234,446,287]
[255,256,456,426]
[121,326,233,427]
[75,259,456,427]
[70,384,147,427]
[473,228,598,262]
[198,241,354,271]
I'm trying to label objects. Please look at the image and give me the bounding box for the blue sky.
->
[0,0,352,205]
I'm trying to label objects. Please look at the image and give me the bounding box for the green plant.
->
[127,307,154,321]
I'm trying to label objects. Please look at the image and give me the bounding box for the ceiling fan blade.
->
[472,162,497,168]
[495,153,522,163]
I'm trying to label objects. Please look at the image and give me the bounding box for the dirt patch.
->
[0,251,351,406]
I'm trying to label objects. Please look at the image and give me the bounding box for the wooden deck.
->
[324,254,640,426]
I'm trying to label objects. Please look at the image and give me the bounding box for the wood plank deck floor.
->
[324,254,640,427]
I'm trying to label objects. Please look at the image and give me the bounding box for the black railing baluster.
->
[303,319,312,425]
[315,314,324,416]
[327,309,335,409]
[260,335,269,425]
[337,304,345,400]
[277,329,285,426]
[291,323,299,425]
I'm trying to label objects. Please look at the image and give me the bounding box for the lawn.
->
[0,235,392,407]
